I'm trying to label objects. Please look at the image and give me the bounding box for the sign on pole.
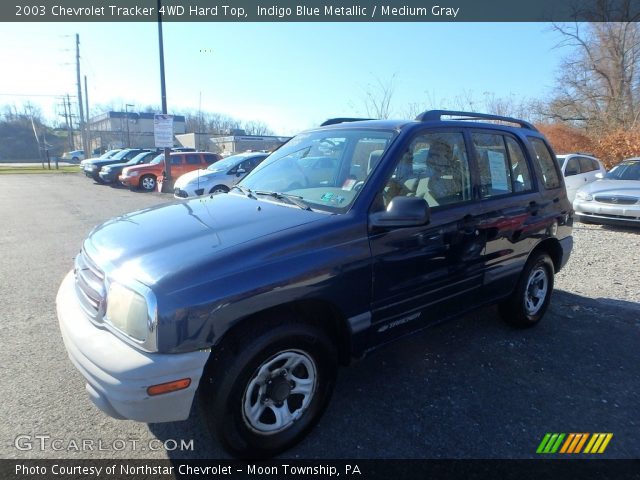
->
[154,114,174,148]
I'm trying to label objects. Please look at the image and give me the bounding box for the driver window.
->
[377,132,471,210]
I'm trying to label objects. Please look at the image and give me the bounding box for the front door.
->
[368,130,485,345]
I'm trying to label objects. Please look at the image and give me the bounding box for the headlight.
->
[89,165,98,171]
[105,282,151,341]
[127,171,139,177]
[576,191,593,201]
[102,167,111,173]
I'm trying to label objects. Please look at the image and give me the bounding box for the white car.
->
[573,157,640,227]
[61,150,85,163]
[173,152,268,198]
[556,153,607,202]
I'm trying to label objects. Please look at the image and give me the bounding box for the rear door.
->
[469,131,540,298]
[562,156,583,202]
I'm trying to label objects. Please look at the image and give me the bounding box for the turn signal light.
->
[147,378,191,396]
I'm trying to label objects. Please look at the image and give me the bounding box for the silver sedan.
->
[573,158,640,227]
[173,152,268,198]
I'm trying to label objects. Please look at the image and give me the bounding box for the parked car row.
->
[78,148,268,196]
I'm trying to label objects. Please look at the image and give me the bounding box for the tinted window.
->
[203,154,219,165]
[505,136,533,191]
[566,157,581,175]
[529,137,561,189]
[186,154,202,165]
[579,157,596,173]
[171,155,183,165]
[380,132,471,209]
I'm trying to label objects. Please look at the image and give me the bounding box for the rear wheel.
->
[499,252,554,327]
[200,319,337,458]
[140,175,156,192]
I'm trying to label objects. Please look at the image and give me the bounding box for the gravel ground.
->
[1,174,639,463]
[556,222,640,305]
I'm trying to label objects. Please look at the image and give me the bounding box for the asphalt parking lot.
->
[0,173,639,460]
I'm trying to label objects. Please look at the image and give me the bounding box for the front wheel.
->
[200,321,337,458]
[499,252,554,327]
[209,185,229,194]
[140,175,156,192]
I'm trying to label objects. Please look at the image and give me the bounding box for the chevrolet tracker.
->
[57,111,573,457]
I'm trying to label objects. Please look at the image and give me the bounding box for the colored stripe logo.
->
[537,433,613,454]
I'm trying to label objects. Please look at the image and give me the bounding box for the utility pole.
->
[158,0,172,192]
[76,33,87,156]
[66,94,76,149]
[60,96,73,150]
[125,103,134,147]
[84,75,91,153]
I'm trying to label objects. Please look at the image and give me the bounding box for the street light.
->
[125,104,134,147]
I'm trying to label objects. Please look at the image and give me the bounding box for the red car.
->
[120,151,221,191]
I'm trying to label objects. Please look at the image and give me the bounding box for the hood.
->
[84,193,325,287]
[102,161,130,170]
[175,169,217,187]
[123,162,158,175]
[579,179,640,196]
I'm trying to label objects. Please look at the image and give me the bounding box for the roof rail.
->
[320,117,373,126]
[415,110,537,131]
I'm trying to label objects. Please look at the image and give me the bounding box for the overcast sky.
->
[0,22,564,135]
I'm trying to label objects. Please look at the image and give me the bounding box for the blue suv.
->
[57,111,573,457]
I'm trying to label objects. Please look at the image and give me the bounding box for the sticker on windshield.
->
[320,192,345,204]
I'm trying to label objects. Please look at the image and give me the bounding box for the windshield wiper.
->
[254,190,312,210]
[231,185,257,199]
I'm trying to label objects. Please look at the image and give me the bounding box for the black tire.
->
[199,320,337,458]
[209,185,229,194]
[71,156,79,163]
[499,252,554,328]
[140,174,156,192]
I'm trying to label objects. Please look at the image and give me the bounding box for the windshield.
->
[150,153,165,164]
[605,159,640,180]
[207,155,246,172]
[239,128,396,212]
[101,149,120,159]
[125,152,151,165]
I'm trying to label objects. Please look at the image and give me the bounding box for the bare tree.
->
[362,74,397,119]
[547,18,640,131]
[243,121,274,136]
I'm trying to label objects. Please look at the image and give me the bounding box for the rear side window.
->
[472,133,513,198]
[505,137,533,191]
[579,157,597,173]
[528,137,560,189]
[186,154,201,165]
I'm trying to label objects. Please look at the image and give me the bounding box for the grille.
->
[594,195,638,205]
[74,248,106,321]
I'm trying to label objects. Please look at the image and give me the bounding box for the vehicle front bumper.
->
[98,171,117,183]
[56,271,209,423]
[119,175,137,187]
[573,199,640,226]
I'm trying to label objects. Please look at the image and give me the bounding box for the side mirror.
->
[595,172,604,179]
[236,168,246,177]
[370,196,430,229]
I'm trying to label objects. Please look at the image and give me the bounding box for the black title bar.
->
[4,0,640,22]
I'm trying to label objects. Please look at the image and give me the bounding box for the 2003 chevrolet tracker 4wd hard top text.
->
[57,111,573,457]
